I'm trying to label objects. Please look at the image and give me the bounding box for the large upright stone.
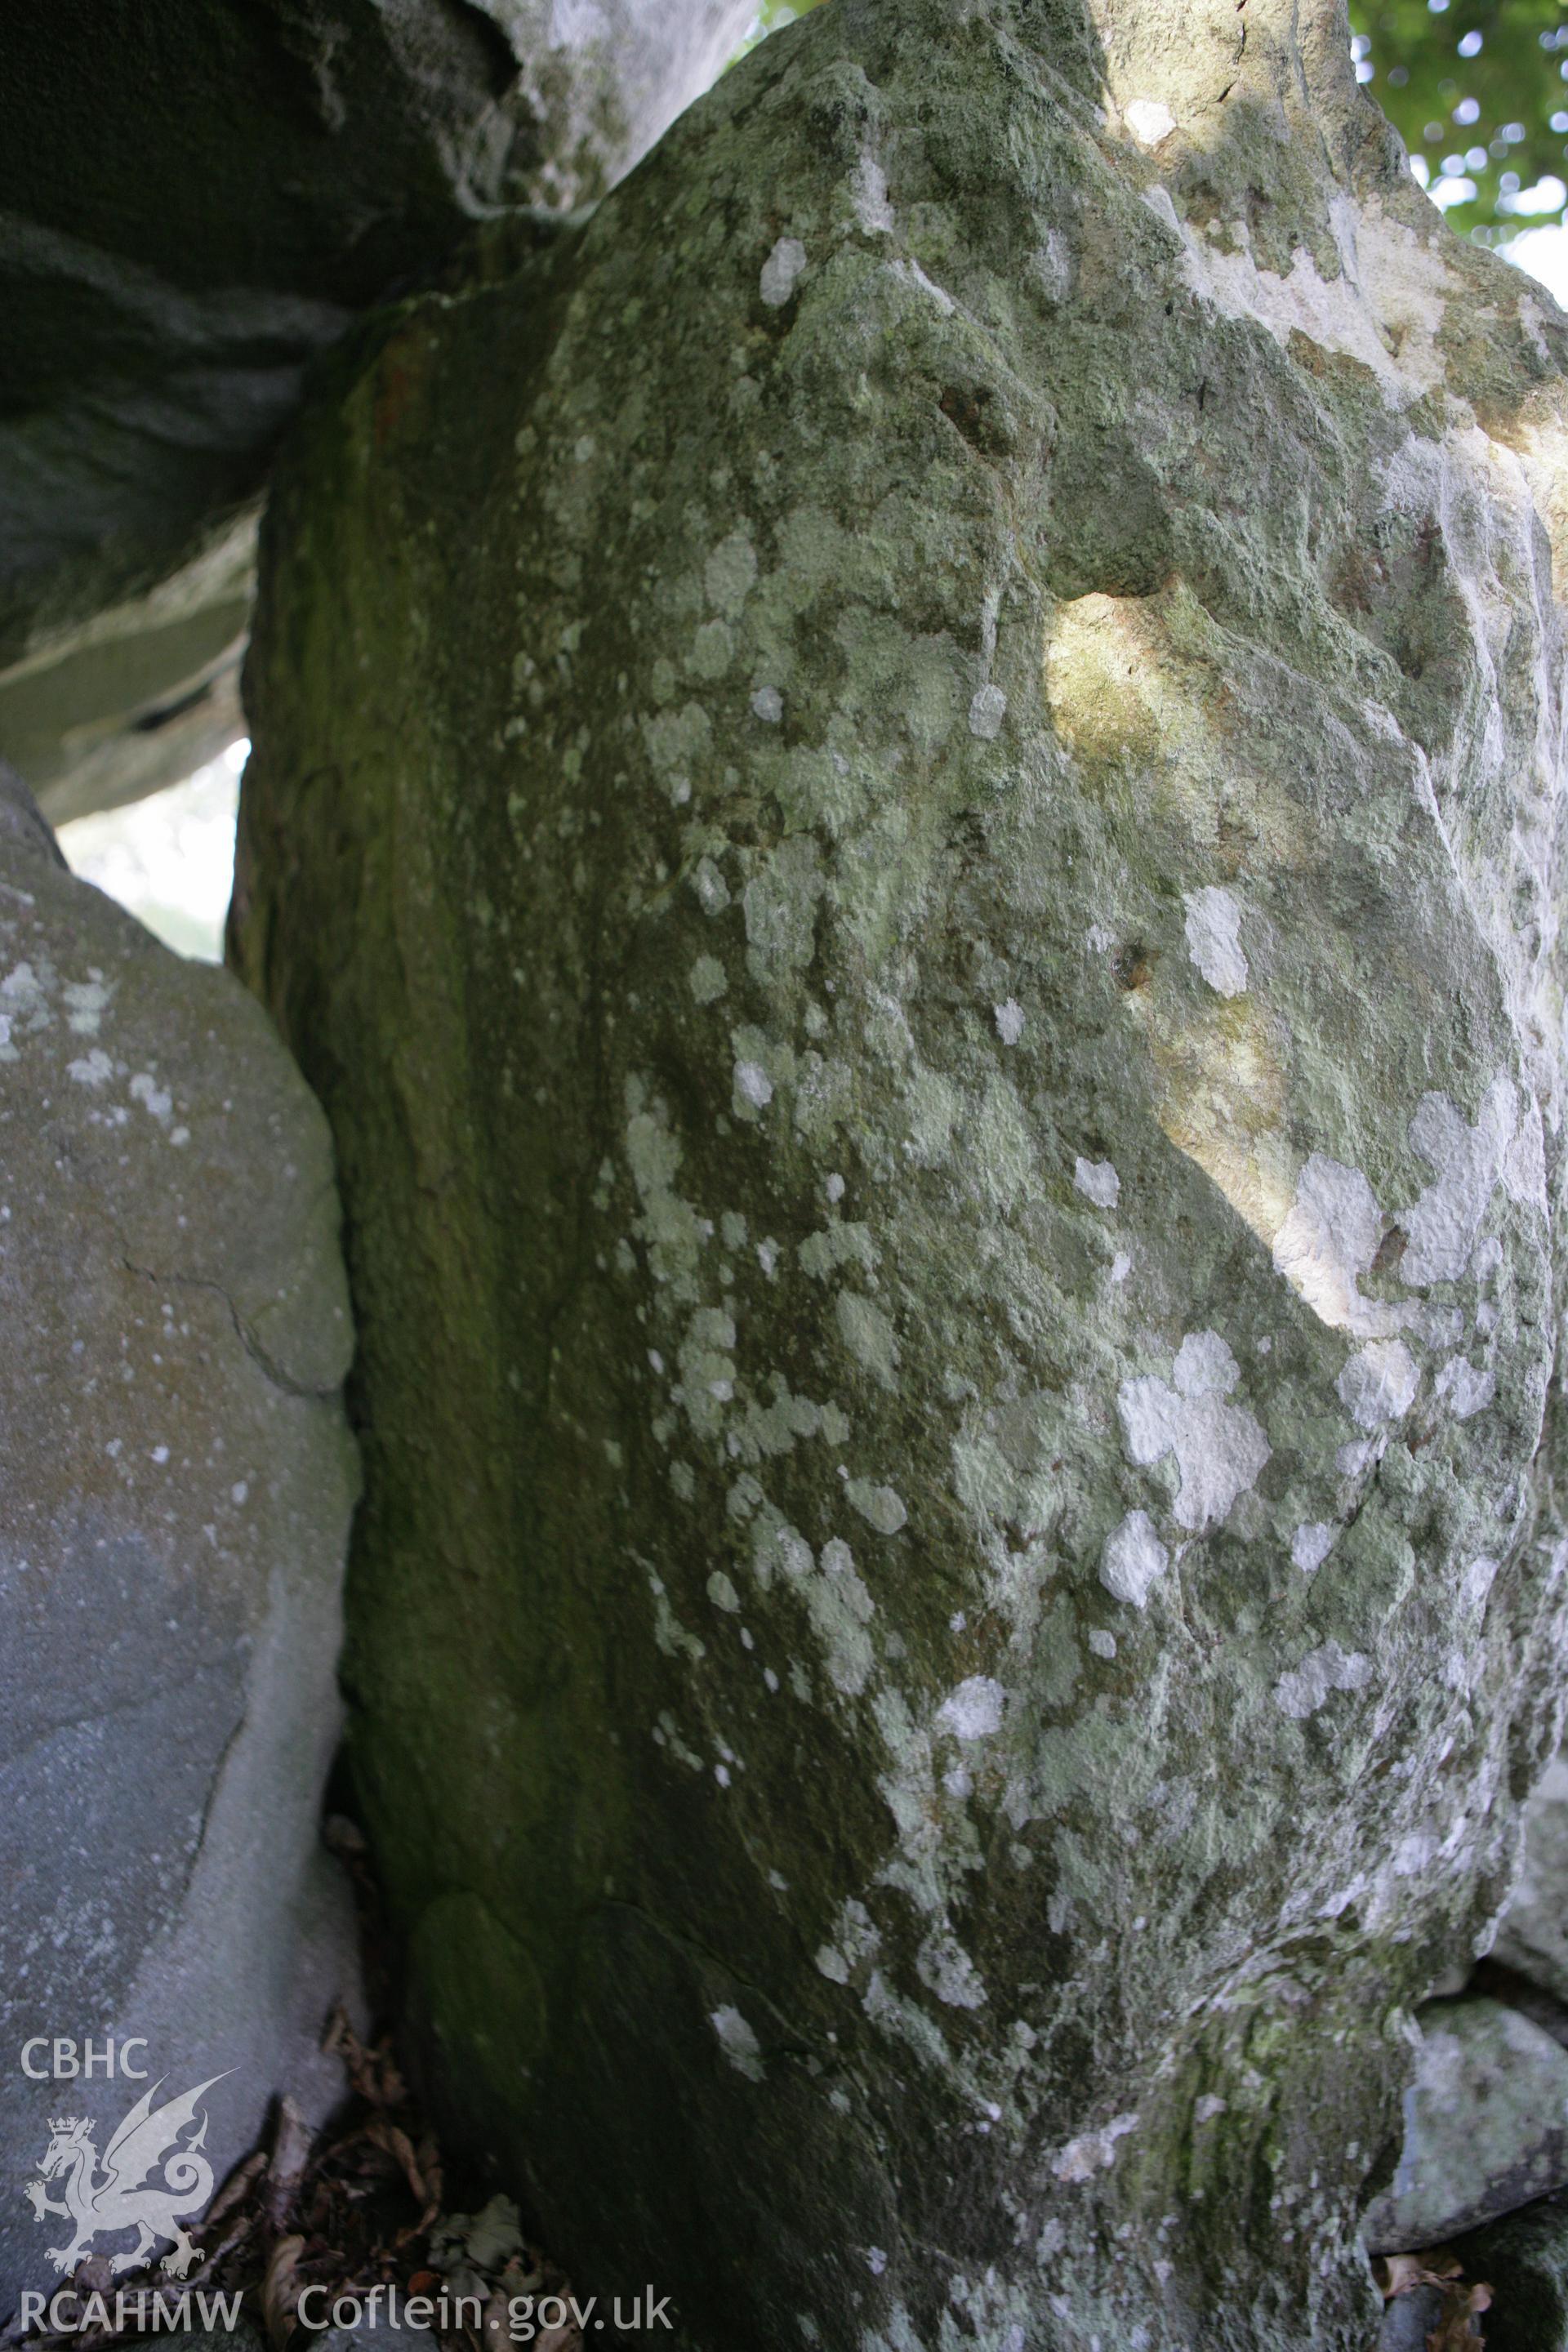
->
[1,0,755,822]
[233,0,1568,2343]
[0,765,359,2314]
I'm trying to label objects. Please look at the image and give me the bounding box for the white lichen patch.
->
[1290,1522,1337,1575]
[800,1220,878,1281]
[938,1676,1005,1740]
[1073,1156,1120,1209]
[847,1478,907,1535]
[625,1080,709,1300]
[1116,1332,1270,1530]
[710,2005,765,2082]
[690,856,730,915]
[1,960,47,1020]
[1274,1640,1372,1719]
[1461,1557,1499,1612]
[759,237,807,308]
[993,998,1025,1045]
[837,1290,900,1388]
[815,1897,881,1989]
[1434,1356,1496,1420]
[1052,2112,1140,2182]
[1401,1076,1520,1286]
[700,529,756,611]
[1100,1511,1169,1609]
[887,256,956,316]
[1272,1153,1403,1337]
[63,978,111,1035]
[1124,99,1175,146]
[129,1071,172,1123]
[1336,1339,1419,1431]
[802,1546,876,1695]
[642,699,710,801]
[969,684,1007,740]
[1182,887,1247,996]
[851,152,894,234]
[1151,188,1451,404]
[648,1570,706,1664]
[743,837,822,978]
[917,1923,987,2009]
[689,953,726,1004]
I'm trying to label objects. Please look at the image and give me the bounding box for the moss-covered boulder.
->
[234,0,1568,2341]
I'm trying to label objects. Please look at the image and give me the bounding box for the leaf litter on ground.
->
[11,2007,586,2352]
[1374,2247,1493,2350]
[10,1808,589,2352]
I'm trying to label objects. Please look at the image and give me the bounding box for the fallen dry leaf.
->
[11,1850,584,2352]
[1427,2276,1492,2351]
[265,2100,315,2230]
[365,2118,441,2230]
[324,2005,408,2109]
[206,2149,269,2234]
[1376,2251,1462,2300]
[261,2234,305,2352]
[1371,2247,1490,2350]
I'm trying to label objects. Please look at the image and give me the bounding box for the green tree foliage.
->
[1348,0,1568,237]
[730,0,823,62]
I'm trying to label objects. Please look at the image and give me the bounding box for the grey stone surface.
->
[1376,2283,1447,2352]
[0,765,359,2316]
[0,0,755,823]
[233,0,1568,2343]
[7,519,257,829]
[1496,1752,1568,2007]
[1364,1998,1568,2252]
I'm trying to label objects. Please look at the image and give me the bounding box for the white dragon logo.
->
[23,2074,229,2278]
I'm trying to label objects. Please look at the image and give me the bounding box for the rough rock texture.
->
[234,0,1568,2343]
[0,762,359,2313]
[1362,1997,1568,2250]
[1495,1749,1568,2002]
[0,0,754,822]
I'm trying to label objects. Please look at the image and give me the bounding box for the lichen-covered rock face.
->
[0,765,359,2314]
[234,0,1568,2341]
[0,0,755,822]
